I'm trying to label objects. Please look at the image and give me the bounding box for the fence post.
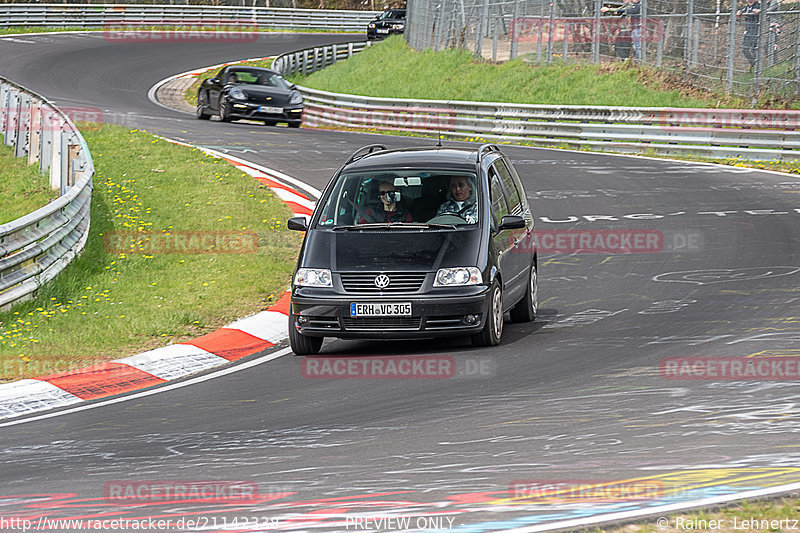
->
[510,0,520,60]
[546,0,555,64]
[640,0,647,64]
[795,15,800,95]
[685,0,693,76]
[592,0,601,63]
[726,0,737,93]
[753,4,765,98]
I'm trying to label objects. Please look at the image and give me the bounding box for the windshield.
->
[378,9,405,19]
[226,69,290,89]
[316,170,479,229]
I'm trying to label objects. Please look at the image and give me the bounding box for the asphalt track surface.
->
[1,31,800,533]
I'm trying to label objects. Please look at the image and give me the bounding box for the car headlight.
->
[289,91,303,105]
[434,267,482,287]
[294,268,332,287]
[228,87,246,100]
[369,23,376,28]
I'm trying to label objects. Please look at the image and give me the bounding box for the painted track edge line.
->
[498,481,800,532]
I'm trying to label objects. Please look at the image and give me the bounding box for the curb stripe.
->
[38,363,167,401]
[184,328,274,362]
[115,344,227,381]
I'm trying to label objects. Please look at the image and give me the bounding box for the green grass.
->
[0,143,57,224]
[0,124,300,381]
[601,494,800,531]
[289,36,750,108]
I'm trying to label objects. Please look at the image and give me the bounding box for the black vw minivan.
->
[287,144,537,355]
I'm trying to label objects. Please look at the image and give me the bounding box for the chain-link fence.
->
[405,0,800,99]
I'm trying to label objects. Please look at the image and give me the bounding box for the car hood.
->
[238,85,295,105]
[302,229,481,272]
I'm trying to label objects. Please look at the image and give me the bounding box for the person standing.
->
[602,0,642,63]
[737,0,762,70]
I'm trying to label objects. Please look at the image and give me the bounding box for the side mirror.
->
[210,77,220,84]
[498,215,525,231]
[287,217,309,231]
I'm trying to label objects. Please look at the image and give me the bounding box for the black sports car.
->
[196,66,303,128]
[367,9,406,40]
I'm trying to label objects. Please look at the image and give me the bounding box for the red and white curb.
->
[0,143,317,422]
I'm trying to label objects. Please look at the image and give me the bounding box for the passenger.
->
[359,181,413,223]
[228,73,239,84]
[436,175,477,223]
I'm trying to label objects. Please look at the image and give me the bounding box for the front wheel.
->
[289,313,323,356]
[219,98,232,122]
[288,121,301,129]
[472,282,503,347]
[510,263,538,323]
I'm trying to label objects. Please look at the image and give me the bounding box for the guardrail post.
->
[4,89,18,147]
[302,50,309,75]
[15,94,30,159]
[28,102,41,166]
[50,122,63,193]
[0,85,7,141]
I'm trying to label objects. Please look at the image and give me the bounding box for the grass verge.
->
[289,36,753,108]
[0,143,57,225]
[0,123,300,382]
[602,493,800,532]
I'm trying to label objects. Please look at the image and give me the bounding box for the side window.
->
[493,160,522,215]
[489,173,509,231]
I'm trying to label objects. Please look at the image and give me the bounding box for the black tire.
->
[472,281,503,347]
[196,92,211,120]
[289,313,323,356]
[510,263,538,323]
[288,121,301,129]
[219,97,232,122]
[263,120,277,126]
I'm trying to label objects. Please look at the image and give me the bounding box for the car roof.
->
[225,66,278,75]
[342,147,483,172]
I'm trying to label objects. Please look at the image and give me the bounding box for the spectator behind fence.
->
[601,0,642,63]
[737,0,762,70]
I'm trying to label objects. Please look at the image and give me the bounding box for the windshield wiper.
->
[331,222,457,230]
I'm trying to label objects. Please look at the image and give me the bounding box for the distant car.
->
[196,66,303,128]
[287,143,538,355]
[367,9,406,40]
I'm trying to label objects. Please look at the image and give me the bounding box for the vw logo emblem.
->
[374,274,391,289]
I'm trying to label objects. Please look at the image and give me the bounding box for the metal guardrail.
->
[0,4,379,32]
[0,77,94,311]
[271,41,800,162]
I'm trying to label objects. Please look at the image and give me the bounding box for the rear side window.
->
[489,175,509,230]
[493,159,523,215]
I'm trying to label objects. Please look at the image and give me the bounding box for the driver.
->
[436,175,477,223]
[358,181,413,223]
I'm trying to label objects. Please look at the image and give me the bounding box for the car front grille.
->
[342,318,422,331]
[340,273,427,294]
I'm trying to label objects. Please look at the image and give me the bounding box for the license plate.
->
[258,106,283,114]
[350,302,411,317]
[377,29,389,34]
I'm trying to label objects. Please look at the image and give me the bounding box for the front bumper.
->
[228,102,303,123]
[367,27,405,39]
[291,287,490,339]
